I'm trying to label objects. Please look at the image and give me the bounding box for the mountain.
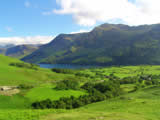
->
[0,48,6,54]
[0,44,15,49]
[0,44,39,58]
[22,23,160,66]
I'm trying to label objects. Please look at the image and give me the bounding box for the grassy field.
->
[0,95,30,109]
[1,86,160,120]
[79,65,160,79]
[0,55,74,85]
[1,54,160,120]
[41,86,160,120]
[25,84,87,102]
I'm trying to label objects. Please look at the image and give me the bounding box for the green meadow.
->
[0,55,74,85]
[25,84,87,102]
[0,54,160,120]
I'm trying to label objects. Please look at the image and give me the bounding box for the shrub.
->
[18,84,34,89]
[9,62,38,70]
[55,80,80,90]
[32,80,122,110]
[51,68,76,74]
[81,82,94,91]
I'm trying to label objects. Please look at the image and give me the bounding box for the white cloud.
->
[53,0,160,26]
[25,1,31,8]
[70,29,91,34]
[5,26,13,32]
[0,36,54,45]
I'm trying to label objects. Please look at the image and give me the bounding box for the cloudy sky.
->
[0,0,160,45]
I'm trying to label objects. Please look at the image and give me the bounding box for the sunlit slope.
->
[0,54,72,85]
[23,23,160,66]
[42,86,160,120]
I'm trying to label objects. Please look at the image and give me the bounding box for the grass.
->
[0,109,62,120]
[25,84,87,102]
[78,65,160,80]
[1,54,160,119]
[2,86,160,120]
[0,95,30,109]
[0,55,74,85]
[120,84,136,93]
[41,86,160,120]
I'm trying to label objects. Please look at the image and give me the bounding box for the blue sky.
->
[0,0,160,45]
[0,0,91,37]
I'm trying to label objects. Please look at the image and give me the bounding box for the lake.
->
[39,64,101,69]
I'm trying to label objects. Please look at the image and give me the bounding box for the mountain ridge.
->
[22,23,160,66]
[0,44,40,58]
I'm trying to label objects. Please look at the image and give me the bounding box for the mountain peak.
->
[22,23,160,66]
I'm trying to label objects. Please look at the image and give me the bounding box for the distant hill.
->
[22,23,160,66]
[0,44,39,59]
[0,48,6,54]
[0,44,15,49]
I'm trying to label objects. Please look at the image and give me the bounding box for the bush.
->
[55,80,80,90]
[120,77,137,84]
[81,82,94,91]
[18,84,34,89]
[145,80,152,85]
[32,92,106,109]
[32,80,122,110]
[51,68,76,74]
[9,62,38,70]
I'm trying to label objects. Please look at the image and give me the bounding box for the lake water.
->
[39,64,101,69]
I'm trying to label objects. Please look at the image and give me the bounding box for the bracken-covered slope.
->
[22,23,160,65]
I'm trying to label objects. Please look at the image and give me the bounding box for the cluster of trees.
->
[120,74,160,86]
[32,80,122,109]
[9,62,38,70]
[119,76,137,84]
[137,74,159,86]
[18,84,34,89]
[55,80,80,90]
[51,68,76,74]
[119,74,160,92]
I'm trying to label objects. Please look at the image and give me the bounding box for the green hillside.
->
[1,54,160,120]
[0,85,160,120]
[0,54,74,85]
[22,23,160,66]
[41,86,160,120]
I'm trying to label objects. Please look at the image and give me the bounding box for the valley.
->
[2,0,160,119]
[0,54,160,119]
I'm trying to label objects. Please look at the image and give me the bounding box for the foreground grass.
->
[0,109,64,120]
[1,85,157,120]
[1,55,160,119]
[0,95,30,109]
[41,86,160,120]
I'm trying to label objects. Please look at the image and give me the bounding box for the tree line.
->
[32,80,122,109]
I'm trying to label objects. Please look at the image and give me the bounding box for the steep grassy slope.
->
[0,55,87,111]
[0,54,74,85]
[23,23,160,66]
